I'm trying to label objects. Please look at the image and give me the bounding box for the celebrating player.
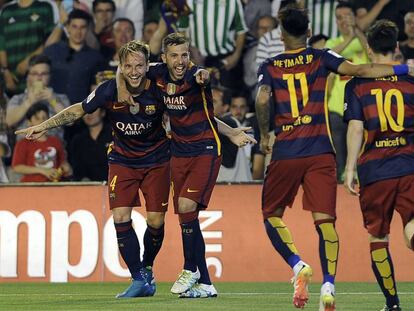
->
[117,33,256,298]
[255,4,414,311]
[344,20,414,311]
[16,41,169,299]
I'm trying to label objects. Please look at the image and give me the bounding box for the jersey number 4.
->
[371,88,405,132]
[283,73,309,118]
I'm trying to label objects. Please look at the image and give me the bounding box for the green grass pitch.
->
[0,282,413,311]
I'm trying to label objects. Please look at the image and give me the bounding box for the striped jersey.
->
[304,0,339,38]
[257,47,345,161]
[178,0,248,57]
[344,75,414,186]
[82,79,170,168]
[256,27,284,67]
[0,0,55,92]
[148,63,221,157]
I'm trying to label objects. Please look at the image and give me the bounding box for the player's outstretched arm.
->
[255,85,272,154]
[215,117,257,147]
[337,61,413,78]
[344,120,364,196]
[15,103,85,140]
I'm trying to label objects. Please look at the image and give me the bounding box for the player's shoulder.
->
[96,79,117,97]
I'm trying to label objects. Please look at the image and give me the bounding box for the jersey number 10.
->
[371,88,405,132]
[283,73,309,118]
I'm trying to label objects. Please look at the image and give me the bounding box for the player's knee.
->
[147,213,165,228]
[111,207,132,224]
[177,197,197,214]
[178,210,199,224]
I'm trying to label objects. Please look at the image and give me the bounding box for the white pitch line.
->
[0,292,413,297]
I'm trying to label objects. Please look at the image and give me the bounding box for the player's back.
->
[258,47,345,161]
[344,74,414,185]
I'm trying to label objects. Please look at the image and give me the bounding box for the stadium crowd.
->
[0,0,413,184]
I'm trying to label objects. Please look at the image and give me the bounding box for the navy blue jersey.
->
[82,79,170,168]
[148,63,221,157]
[344,75,414,186]
[258,47,345,160]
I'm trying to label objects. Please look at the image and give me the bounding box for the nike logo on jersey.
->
[187,188,199,193]
[112,103,126,110]
[161,202,168,206]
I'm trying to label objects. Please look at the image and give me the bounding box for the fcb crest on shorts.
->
[167,83,176,95]
[145,105,156,115]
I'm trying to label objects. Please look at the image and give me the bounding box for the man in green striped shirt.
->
[0,0,55,94]
[178,0,248,92]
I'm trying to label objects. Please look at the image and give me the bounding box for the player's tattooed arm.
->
[255,85,272,154]
[15,103,85,140]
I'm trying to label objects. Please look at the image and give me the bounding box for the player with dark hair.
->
[117,33,255,298]
[16,40,168,299]
[255,4,414,311]
[344,20,414,311]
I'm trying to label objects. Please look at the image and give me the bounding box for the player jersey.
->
[257,47,346,161]
[82,79,170,168]
[148,63,221,157]
[344,74,414,186]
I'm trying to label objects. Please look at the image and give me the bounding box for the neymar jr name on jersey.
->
[273,54,314,68]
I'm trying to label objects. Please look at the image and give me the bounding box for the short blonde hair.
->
[118,40,150,64]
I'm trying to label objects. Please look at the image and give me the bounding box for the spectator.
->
[325,1,369,183]
[355,0,414,41]
[256,21,284,68]
[0,133,9,182]
[69,108,111,181]
[244,15,278,103]
[400,11,414,64]
[308,34,329,49]
[216,91,253,183]
[142,19,158,45]
[0,0,57,94]
[81,0,144,40]
[11,102,71,182]
[97,17,135,83]
[44,9,104,104]
[177,0,248,93]
[6,55,70,140]
[92,0,116,49]
[243,0,272,36]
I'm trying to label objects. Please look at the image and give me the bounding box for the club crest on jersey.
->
[167,83,176,95]
[129,104,140,114]
[145,105,156,115]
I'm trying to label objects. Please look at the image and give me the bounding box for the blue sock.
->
[195,223,211,285]
[265,218,301,268]
[142,223,164,268]
[181,219,198,272]
[114,220,143,281]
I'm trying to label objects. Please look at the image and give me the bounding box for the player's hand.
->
[260,134,272,154]
[343,168,359,196]
[228,126,257,147]
[194,69,210,86]
[15,125,47,140]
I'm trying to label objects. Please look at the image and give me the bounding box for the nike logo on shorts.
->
[187,188,199,193]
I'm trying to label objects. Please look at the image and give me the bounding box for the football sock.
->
[370,242,399,308]
[114,220,143,281]
[194,222,211,285]
[180,218,199,272]
[265,217,301,268]
[315,219,339,284]
[142,223,165,268]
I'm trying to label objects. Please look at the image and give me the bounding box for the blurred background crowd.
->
[0,0,413,184]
